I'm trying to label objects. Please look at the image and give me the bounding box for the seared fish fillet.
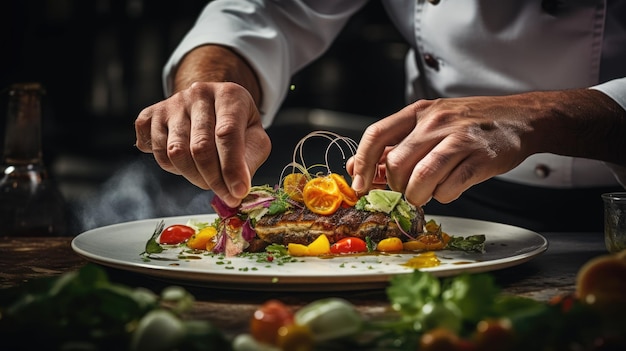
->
[254,206,425,246]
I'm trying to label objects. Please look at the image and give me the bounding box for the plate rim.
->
[71,214,548,291]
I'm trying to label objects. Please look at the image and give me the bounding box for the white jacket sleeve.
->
[591,78,626,189]
[162,0,367,127]
[591,77,626,111]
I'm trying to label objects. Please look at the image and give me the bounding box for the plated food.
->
[142,131,485,259]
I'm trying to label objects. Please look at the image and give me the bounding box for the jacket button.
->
[423,53,439,71]
[534,164,551,178]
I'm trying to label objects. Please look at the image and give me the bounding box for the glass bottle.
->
[0,83,68,236]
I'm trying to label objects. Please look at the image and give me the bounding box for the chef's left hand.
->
[347,94,543,206]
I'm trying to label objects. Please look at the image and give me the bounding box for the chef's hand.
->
[347,89,625,207]
[135,81,270,208]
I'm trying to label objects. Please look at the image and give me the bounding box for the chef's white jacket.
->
[163,0,626,189]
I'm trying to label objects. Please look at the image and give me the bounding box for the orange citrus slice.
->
[329,173,359,207]
[302,175,342,215]
[283,173,308,202]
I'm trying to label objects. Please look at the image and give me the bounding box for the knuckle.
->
[362,124,385,143]
[214,119,240,140]
[167,141,189,160]
[384,152,404,173]
[189,137,214,162]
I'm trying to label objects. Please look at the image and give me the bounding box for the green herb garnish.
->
[141,220,165,255]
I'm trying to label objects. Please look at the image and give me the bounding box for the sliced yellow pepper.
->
[186,226,218,250]
[287,234,330,256]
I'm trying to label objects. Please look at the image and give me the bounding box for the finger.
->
[243,126,271,181]
[351,106,418,194]
[170,97,215,189]
[384,132,433,194]
[402,137,472,206]
[347,155,388,188]
[346,156,355,176]
[134,107,153,152]
[211,84,258,206]
[430,144,500,204]
[149,106,183,176]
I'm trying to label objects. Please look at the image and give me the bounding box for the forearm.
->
[529,89,626,167]
[173,44,262,106]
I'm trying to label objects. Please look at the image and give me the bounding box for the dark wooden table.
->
[0,231,608,336]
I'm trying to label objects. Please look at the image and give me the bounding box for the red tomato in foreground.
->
[250,300,294,345]
[330,237,367,254]
[158,224,195,244]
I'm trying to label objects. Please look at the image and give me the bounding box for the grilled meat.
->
[253,205,426,246]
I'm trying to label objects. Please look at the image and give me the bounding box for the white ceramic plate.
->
[71,214,547,291]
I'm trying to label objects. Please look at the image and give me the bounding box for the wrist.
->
[174,44,262,106]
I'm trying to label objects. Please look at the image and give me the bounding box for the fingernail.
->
[352,175,364,192]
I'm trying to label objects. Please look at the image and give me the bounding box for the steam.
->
[71,157,214,233]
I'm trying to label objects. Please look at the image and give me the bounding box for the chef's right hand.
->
[134,81,271,208]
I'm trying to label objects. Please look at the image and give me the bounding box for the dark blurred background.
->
[1,0,408,234]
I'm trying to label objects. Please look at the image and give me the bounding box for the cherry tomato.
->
[158,224,195,245]
[472,319,515,351]
[250,300,295,345]
[224,216,244,229]
[330,237,367,254]
[419,327,461,351]
[377,237,403,252]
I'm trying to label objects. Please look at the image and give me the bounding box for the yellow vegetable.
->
[288,243,310,257]
[287,235,330,257]
[186,226,218,250]
[377,237,404,252]
[307,234,330,255]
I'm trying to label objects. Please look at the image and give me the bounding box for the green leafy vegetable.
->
[142,220,165,255]
[0,264,230,351]
[267,190,291,215]
[360,189,402,213]
[446,234,486,253]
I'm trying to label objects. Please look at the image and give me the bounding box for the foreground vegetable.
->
[250,300,295,345]
[2,249,626,350]
[576,249,626,315]
[294,298,362,342]
[0,264,230,351]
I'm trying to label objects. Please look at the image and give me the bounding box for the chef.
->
[135,0,626,231]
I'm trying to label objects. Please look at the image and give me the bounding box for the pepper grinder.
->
[0,83,68,236]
